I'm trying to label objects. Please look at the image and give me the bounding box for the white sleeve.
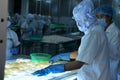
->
[21,22,27,29]
[109,31,120,59]
[11,30,20,47]
[76,31,100,64]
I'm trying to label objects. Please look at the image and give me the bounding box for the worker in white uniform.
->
[6,17,20,59]
[95,5,120,80]
[32,0,110,80]
[21,13,35,39]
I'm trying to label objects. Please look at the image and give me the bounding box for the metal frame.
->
[0,0,8,79]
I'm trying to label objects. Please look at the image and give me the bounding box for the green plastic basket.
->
[30,53,51,62]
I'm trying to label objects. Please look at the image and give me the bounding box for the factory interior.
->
[0,0,120,80]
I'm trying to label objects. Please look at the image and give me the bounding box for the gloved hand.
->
[49,52,70,64]
[10,48,18,54]
[32,64,64,76]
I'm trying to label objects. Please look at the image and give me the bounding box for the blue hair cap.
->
[95,5,114,17]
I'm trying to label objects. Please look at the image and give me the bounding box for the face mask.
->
[76,21,86,32]
[76,20,92,33]
[97,18,107,27]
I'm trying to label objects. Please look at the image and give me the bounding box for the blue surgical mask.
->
[97,19,107,27]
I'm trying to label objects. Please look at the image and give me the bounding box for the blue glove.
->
[49,52,70,64]
[32,64,64,76]
[10,48,18,54]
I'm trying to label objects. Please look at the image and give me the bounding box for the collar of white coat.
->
[106,22,115,33]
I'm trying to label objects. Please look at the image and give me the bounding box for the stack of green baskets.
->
[50,24,65,29]
[30,53,52,62]
[29,35,43,41]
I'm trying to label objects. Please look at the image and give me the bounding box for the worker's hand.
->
[32,64,65,76]
[10,48,18,54]
[49,52,70,64]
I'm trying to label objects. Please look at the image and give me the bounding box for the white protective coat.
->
[76,24,110,80]
[106,23,120,80]
[6,28,20,59]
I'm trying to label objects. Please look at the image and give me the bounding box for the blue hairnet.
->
[95,5,114,17]
[72,0,96,33]
[26,13,34,20]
